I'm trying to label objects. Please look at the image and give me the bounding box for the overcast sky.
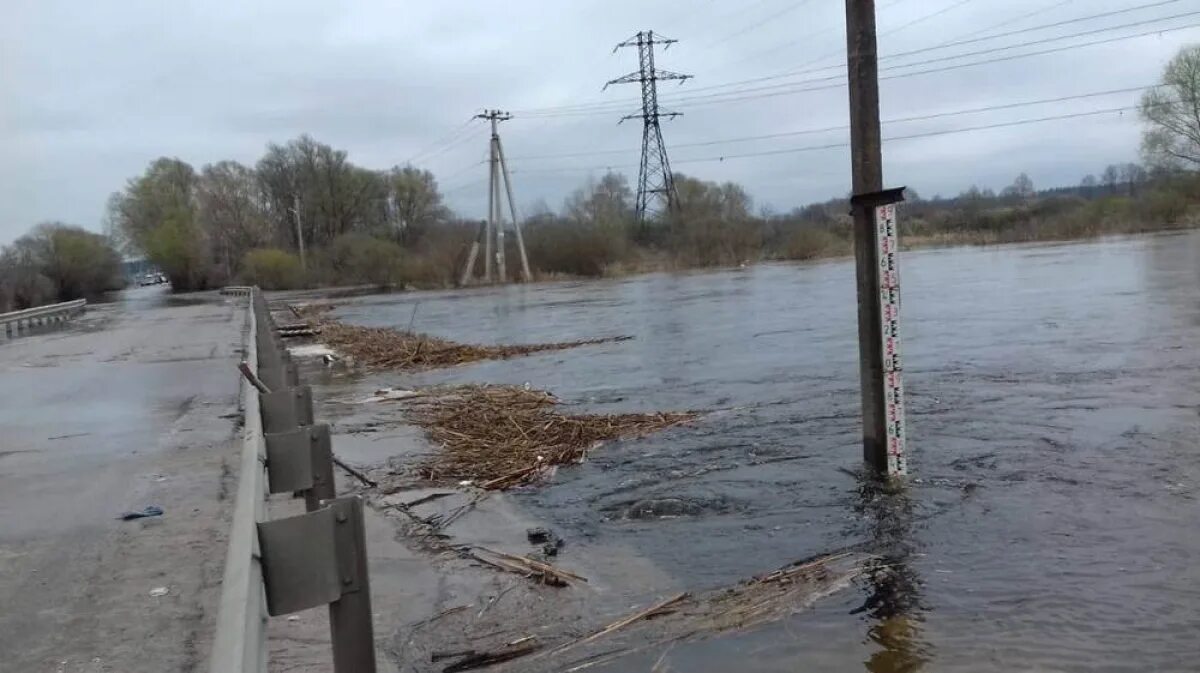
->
[2,0,1197,243]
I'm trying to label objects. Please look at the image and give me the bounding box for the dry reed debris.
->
[404,385,697,489]
[292,302,631,371]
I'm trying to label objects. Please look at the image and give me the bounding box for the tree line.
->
[0,223,124,312]
[104,135,459,291]
[4,45,1200,306]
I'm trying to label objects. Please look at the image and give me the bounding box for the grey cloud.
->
[1,0,1194,242]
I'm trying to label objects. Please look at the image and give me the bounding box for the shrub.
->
[409,222,478,287]
[0,223,124,310]
[781,227,848,260]
[1138,189,1189,224]
[525,221,627,277]
[321,233,406,287]
[240,248,304,290]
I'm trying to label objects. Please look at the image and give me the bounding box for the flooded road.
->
[0,286,242,673]
[327,231,1200,672]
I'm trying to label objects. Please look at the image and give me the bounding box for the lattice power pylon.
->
[606,31,692,227]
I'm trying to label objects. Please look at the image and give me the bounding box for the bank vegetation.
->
[0,223,124,312]
[7,46,1199,301]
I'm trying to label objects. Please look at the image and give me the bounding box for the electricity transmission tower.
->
[460,110,532,285]
[606,31,692,228]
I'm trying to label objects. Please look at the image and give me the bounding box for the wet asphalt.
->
[0,287,244,673]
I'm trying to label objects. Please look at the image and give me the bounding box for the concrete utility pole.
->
[459,220,487,287]
[490,116,507,284]
[496,137,533,282]
[845,0,908,476]
[485,116,497,282]
[461,110,533,285]
[292,193,307,272]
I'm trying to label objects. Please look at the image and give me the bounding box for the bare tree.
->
[672,175,759,266]
[197,161,272,280]
[256,135,387,251]
[1141,45,1200,168]
[1118,162,1148,196]
[1102,165,1121,194]
[385,165,448,246]
[1001,172,1035,200]
[565,172,634,231]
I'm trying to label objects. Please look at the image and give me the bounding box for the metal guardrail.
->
[0,298,86,338]
[209,288,376,673]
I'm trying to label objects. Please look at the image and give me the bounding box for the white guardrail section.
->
[0,298,87,338]
[209,291,269,673]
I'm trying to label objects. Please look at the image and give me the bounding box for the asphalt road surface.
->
[0,288,244,673]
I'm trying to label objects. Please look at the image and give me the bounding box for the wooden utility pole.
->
[845,0,907,476]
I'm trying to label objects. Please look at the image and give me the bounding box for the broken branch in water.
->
[333,455,378,488]
[439,641,541,673]
[545,593,689,659]
[538,550,872,669]
[475,546,588,583]
[468,546,587,587]
[400,492,455,508]
[431,490,489,530]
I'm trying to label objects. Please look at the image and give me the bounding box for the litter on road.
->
[118,505,163,521]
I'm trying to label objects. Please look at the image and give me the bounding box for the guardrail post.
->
[264,424,336,512]
[260,386,313,434]
[258,348,286,392]
[327,496,377,673]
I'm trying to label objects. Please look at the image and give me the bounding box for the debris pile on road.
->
[291,303,632,371]
[402,384,697,489]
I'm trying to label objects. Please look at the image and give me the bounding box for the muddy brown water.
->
[323,231,1200,672]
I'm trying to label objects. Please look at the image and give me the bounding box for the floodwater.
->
[330,231,1200,672]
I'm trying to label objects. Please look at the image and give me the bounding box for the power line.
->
[505,105,1139,174]
[410,123,489,168]
[720,0,913,71]
[438,158,487,185]
[442,177,487,196]
[404,118,477,165]
[505,85,1156,161]
[514,3,1191,116]
[953,0,1077,41]
[881,0,979,38]
[677,106,1139,164]
[704,0,816,49]
[516,16,1200,117]
[882,0,1183,63]
[682,0,1181,98]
